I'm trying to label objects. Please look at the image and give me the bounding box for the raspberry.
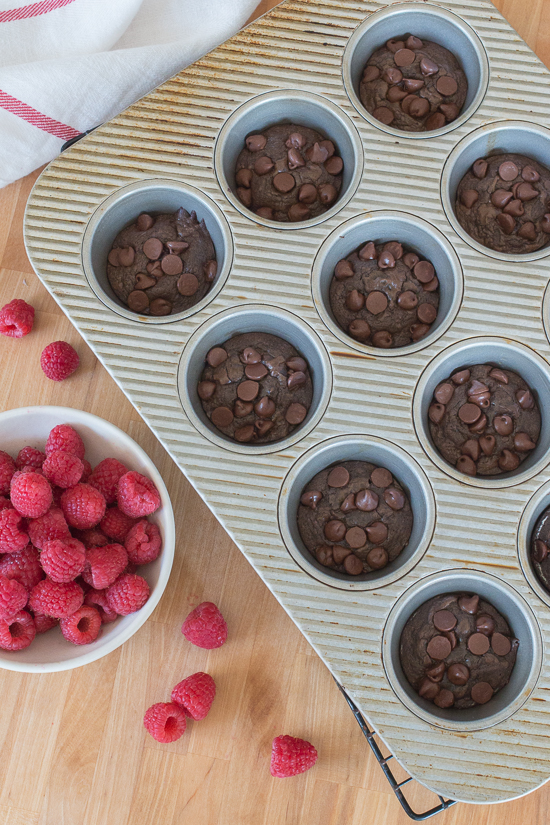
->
[0,575,28,619]
[89,458,128,505]
[0,509,29,553]
[29,579,84,618]
[171,672,216,720]
[117,472,161,518]
[10,471,52,518]
[76,528,109,548]
[0,545,44,591]
[40,341,79,381]
[84,588,118,624]
[125,520,162,565]
[0,451,16,495]
[0,496,11,512]
[28,506,71,550]
[81,459,92,482]
[181,602,227,649]
[41,537,86,583]
[60,605,102,645]
[0,610,36,650]
[82,543,127,589]
[0,299,35,338]
[106,573,149,615]
[42,451,84,489]
[143,702,186,743]
[270,735,318,778]
[46,425,85,459]
[16,446,45,470]
[100,507,137,542]
[61,483,106,530]
[33,612,58,633]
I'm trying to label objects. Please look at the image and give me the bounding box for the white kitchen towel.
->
[0,0,260,188]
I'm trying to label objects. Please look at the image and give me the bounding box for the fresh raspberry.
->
[0,450,16,495]
[0,610,36,650]
[40,341,79,381]
[117,472,161,518]
[89,458,128,505]
[80,459,92,482]
[171,672,216,720]
[42,450,84,489]
[0,575,28,620]
[29,579,84,618]
[0,509,29,553]
[52,486,64,507]
[106,573,149,615]
[76,528,109,548]
[84,588,118,624]
[181,602,227,649]
[33,612,58,633]
[46,425,85,459]
[0,299,35,338]
[100,507,137,542]
[270,735,318,778]
[0,545,43,591]
[82,543,127,590]
[143,702,187,743]
[0,496,11,512]
[61,483,106,530]
[41,537,86,583]
[60,605,102,645]
[28,506,71,550]
[16,446,45,470]
[10,471,52,518]
[125,520,162,565]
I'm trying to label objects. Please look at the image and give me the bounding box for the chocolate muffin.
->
[531,506,550,593]
[428,365,540,476]
[107,208,217,316]
[329,240,440,348]
[400,592,519,709]
[198,332,312,444]
[234,123,343,222]
[298,460,413,575]
[360,35,467,132]
[456,153,550,254]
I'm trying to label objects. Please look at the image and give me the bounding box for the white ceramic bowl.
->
[0,406,175,673]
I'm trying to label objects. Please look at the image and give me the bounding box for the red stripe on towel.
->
[0,0,77,23]
[0,90,80,139]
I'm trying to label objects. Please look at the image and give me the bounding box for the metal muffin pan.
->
[23,0,550,806]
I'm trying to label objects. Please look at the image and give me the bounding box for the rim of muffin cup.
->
[341,2,489,140]
[81,178,234,324]
[441,121,550,262]
[177,304,333,454]
[518,479,550,610]
[382,569,542,732]
[413,337,550,488]
[277,434,436,590]
[311,211,463,356]
[213,89,364,229]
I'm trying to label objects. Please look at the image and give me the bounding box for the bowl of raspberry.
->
[0,406,175,672]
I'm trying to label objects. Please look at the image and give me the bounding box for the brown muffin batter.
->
[531,506,550,594]
[400,592,519,709]
[297,460,413,575]
[329,240,440,348]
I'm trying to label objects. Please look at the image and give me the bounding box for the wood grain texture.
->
[1,1,549,822]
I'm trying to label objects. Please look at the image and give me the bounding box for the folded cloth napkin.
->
[0,0,260,188]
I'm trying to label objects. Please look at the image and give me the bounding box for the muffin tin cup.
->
[311,211,463,356]
[342,1,489,140]
[441,121,550,262]
[278,434,436,590]
[382,569,543,732]
[213,89,364,229]
[518,480,550,610]
[177,304,333,454]
[81,178,234,324]
[413,336,550,488]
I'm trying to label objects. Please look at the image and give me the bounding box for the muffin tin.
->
[23,0,550,807]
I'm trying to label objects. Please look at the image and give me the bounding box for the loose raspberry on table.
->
[0,575,28,620]
[82,542,127,590]
[33,612,58,634]
[0,299,35,338]
[0,451,16,495]
[60,605,102,645]
[61,483,106,530]
[270,735,318,778]
[0,545,44,591]
[41,537,86,583]
[40,341,79,381]
[89,458,128,505]
[16,446,45,470]
[43,450,84,489]
[29,579,84,618]
[181,602,227,650]
[125,520,162,565]
[84,588,118,624]
[143,702,187,743]
[117,471,161,518]
[106,573,149,615]
[46,425,85,459]
[0,508,29,553]
[171,672,216,720]
[28,506,71,550]
[100,507,137,543]
[10,471,52,518]
[0,610,36,650]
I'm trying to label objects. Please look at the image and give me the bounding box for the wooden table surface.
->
[1,1,549,823]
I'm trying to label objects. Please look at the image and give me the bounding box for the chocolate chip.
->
[319,184,337,205]
[468,379,489,397]
[406,35,423,49]
[254,397,275,418]
[359,242,376,260]
[333,544,351,564]
[491,189,513,208]
[134,272,156,290]
[370,467,392,488]
[325,520,346,542]
[414,261,435,283]
[503,199,524,218]
[256,207,274,220]
[491,633,512,656]
[456,455,476,476]
[372,331,393,348]
[255,419,274,437]
[298,183,318,204]
[288,203,310,222]
[327,466,350,488]
[434,689,454,708]
[127,291,149,313]
[387,86,409,103]
[468,632,490,655]
[234,400,253,418]
[493,414,513,436]
[426,662,446,682]
[434,383,454,404]
[475,614,495,635]
[473,159,488,179]
[400,95,418,116]
[273,172,295,193]
[397,291,418,310]
[286,356,307,373]
[498,449,520,472]
[136,213,154,231]
[479,435,496,456]
[394,48,415,67]
[403,78,424,92]
[542,214,550,233]
[420,57,439,75]
[461,189,479,208]
[237,187,252,207]
[417,303,437,324]
[447,664,470,687]
[245,363,268,380]
[428,403,445,424]
[176,271,200,298]
[365,547,388,570]
[197,380,216,401]
[452,369,470,385]
[439,103,460,122]
[427,635,451,660]
[234,424,255,443]
[516,389,535,409]
[363,65,380,82]
[366,521,388,544]
[458,594,479,614]
[433,610,457,632]
[316,545,335,568]
[418,678,440,700]
[423,276,440,293]
[246,134,266,152]
[518,222,537,241]
[340,493,357,513]
[514,432,536,451]
[355,489,378,511]
[497,213,516,234]
[458,403,481,424]
[373,107,394,125]
[287,370,307,389]
[499,161,519,181]
[320,140,335,158]
[325,156,343,175]
[403,252,420,269]
[285,403,307,425]
[285,132,306,149]
[287,148,305,170]
[533,539,549,562]
[108,248,121,266]
[386,39,404,53]
[517,182,539,201]
[143,238,163,260]
[378,252,395,269]
[365,291,388,315]
[469,413,487,434]
[383,488,406,510]
[471,682,493,704]
[211,406,234,428]
[147,260,162,278]
[254,156,274,176]
[436,76,458,96]
[237,381,259,402]
[409,97,430,118]
[346,526,367,549]
[236,168,252,187]
[149,298,172,316]
[206,347,227,368]
[461,439,480,462]
[522,165,540,182]
[346,290,365,312]
[118,246,135,267]
[344,554,364,575]
[307,143,329,164]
